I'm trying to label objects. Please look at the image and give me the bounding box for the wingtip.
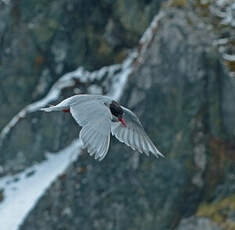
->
[98,156,105,161]
[157,151,165,158]
[152,150,165,159]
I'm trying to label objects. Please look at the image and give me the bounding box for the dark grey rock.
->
[0,0,164,131]
[1,2,235,230]
[20,6,235,230]
[177,217,222,230]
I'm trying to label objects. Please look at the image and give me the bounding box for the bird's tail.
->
[40,106,55,112]
[40,103,70,112]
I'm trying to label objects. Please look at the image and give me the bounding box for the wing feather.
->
[71,98,112,160]
[111,107,164,158]
[136,133,142,152]
[125,129,132,148]
[98,135,110,161]
[129,129,134,149]
[133,132,142,153]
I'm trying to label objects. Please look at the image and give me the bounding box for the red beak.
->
[118,118,127,127]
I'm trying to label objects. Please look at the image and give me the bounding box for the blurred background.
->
[0,0,235,229]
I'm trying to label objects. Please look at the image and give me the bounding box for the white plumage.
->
[41,94,164,161]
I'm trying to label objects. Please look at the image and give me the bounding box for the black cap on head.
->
[110,101,123,117]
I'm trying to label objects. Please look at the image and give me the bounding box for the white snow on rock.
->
[0,140,82,230]
[209,1,235,77]
[140,12,164,48]
[223,53,235,62]
[108,51,137,100]
[211,0,235,27]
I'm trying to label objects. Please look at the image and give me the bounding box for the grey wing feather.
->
[111,107,164,158]
[70,98,112,160]
[79,122,110,161]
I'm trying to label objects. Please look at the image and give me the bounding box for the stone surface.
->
[177,217,222,230]
[0,0,164,130]
[19,6,235,230]
[0,1,235,230]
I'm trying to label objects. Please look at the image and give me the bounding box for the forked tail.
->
[40,106,55,112]
[40,104,69,112]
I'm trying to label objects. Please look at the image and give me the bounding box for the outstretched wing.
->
[111,107,164,158]
[70,99,112,161]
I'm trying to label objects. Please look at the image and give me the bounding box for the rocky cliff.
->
[0,1,235,230]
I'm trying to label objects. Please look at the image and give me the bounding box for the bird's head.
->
[110,101,127,127]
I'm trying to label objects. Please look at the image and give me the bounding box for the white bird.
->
[41,94,164,161]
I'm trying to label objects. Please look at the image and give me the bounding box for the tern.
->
[41,94,164,161]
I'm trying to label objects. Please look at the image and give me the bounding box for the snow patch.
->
[223,53,235,62]
[211,1,235,27]
[0,140,82,230]
[108,51,137,100]
[139,12,164,58]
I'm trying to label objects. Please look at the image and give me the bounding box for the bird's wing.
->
[111,107,164,158]
[70,99,112,160]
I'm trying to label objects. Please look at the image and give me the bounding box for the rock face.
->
[177,217,222,230]
[1,1,235,230]
[0,0,164,131]
[0,0,163,174]
[19,6,235,230]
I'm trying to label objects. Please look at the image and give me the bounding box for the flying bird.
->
[41,94,164,161]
